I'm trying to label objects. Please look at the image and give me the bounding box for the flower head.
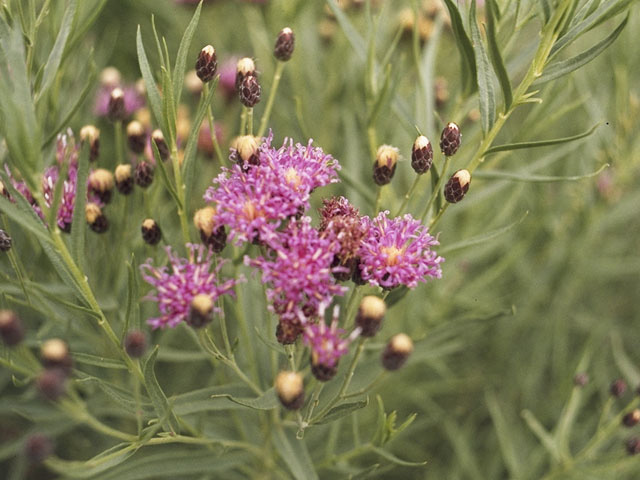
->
[140,244,241,329]
[357,211,443,289]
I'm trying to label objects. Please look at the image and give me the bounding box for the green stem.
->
[202,83,224,163]
[343,371,387,399]
[419,156,450,222]
[2,217,31,305]
[246,107,254,136]
[170,146,191,245]
[395,175,423,217]
[374,186,383,213]
[114,121,124,167]
[257,61,285,138]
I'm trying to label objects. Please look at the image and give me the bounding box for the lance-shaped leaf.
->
[485,123,599,154]
[443,0,477,96]
[485,0,512,110]
[172,1,202,107]
[143,346,180,433]
[470,0,496,134]
[136,25,166,133]
[474,164,608,183]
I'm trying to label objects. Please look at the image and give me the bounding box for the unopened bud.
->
[126,121,147,154]
[196,45,217,83]
[274,27,295,61]
[0,310,24,346]
[85,203,109,233]
[440,122,461,156]
[311,357,338,382]
[239,75,261,107]
[100,67,121,87]
[373,145,399,185]
[193,207,227,253]
[187,294,214,328]
[0,229,12,252]
[80,125,100,162]
[622,409,640,427]
[626,437,640,455]
[355,296,386,337]
[88,169,115,204]
[411,135,433,174]
[141,219,162,245]
[41,338,72,372]
[235,57,256,89]
[107,87,126,122]
[24,434,53,463]
[233,135,260,166]
[275,321,303,345]
[382,333,413,371]
[124,330,148,358]
[115,164,134,195]
[134,161,154,188]
[151,130,170,161]
[275,371,304,410]
[36,369,67,401]
[611,378,628,397]
[444,169,470,203]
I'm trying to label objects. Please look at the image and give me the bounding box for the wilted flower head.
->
[357,211,443,289]
[140,244,241,329]
[319,196,360,229]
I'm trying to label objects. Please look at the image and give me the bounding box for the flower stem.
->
[202,83,224,164]
[257,61,285,138]
[395,175,422,217]
[114,121,124,167]
[170,145,191,245]
[246,107,254,136]
[419,155,450,222]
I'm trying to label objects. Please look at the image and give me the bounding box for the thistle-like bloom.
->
[140,244,241,329]
[246,217,347,323]
[94,84,145,119]
[357,211,443,289]
[318,196,360,229]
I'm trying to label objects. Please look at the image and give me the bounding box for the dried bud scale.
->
[444,169,471,203]
[440,122,461,156]
[196,45,218,83]
[126,121,147,154]
[194,207,227,253]
[355,296,386,337]
[115,164,134,194]
[373,145,399,186]
[239,75,261,107]
[235,57,256,89]
[141,219,162,245]
[611,378,628,397]
[411,135,433,174]
[85,203,109,233]
[80,125,100,161]
[274,28,295,61]
[622,409,640,427]
[134,161,155,188]
[0,310,24,346]
[187,294,214,328]
[275,371,304,410]
[107,87,126,122]
[24,434,53,463]
[151,129,170,161]
[382,333,413,370]
[88,169,115,204]
[0,229,12,252]
[124,330,148,358]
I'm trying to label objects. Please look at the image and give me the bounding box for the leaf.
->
[124,257,141,336]
[470,0,496,135]
[485,0,512,110]
[443,0,477,96]
[325,0,366,60]
[45,443,137,479]
[136,25,165,133]
[0,174,50,245]
[385,286,409,308]
[172,1,202,107]
[75,373,152,414]
[173,384,249,415]
[521,409,560,461]
[611,332,640,386]
[484,123,599,154]
[211,388,279,410]
[485,390,523,478]
[71,143,90,267]
[36,0,77,100]
[161,67,177,149]
[439,211,529,254]
[314,398,369,425]
[71,352,127,370]
[151,138,182,209]
[143,346,180,433]
[535,15,628,86]
[474,164,608,183]
[272,427,319,480]
[369,446,427,467]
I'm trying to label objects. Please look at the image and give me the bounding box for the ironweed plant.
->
[1,0,639,478]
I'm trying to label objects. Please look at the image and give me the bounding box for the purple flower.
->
[357,211,443,289]
[94,85,144,119]
[246,217,346,323]
[218,56,239,102]
[141,244,241,329]
[303,307,360,372]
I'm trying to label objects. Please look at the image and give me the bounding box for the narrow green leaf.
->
[45,444,137,479]
[136,25,165,132]
[314,398,369,425]
[272,427,319,480]
[521,409,560,461]
[143,346,181,433]
[485,0,512,110]
[369,446,427,467]
[75,373,152,414]
[325,0,366,60]
[71,143,90,267]
[173,1,202,107]
[385,286,409,308]
[538,0,551,24]
[211,388,279,410]
[474,164,608,183]
[611,332,640,386]
[151,139,182,209]
[443,0,477,96]
[0,175,51,245]
[470,0,496,134]
[485,390,523,478]
[485,123,599,154]
[367,64,396,127]
[161,68,177,148]
[536,15,627,86]
[439,211,529,254]
[124,256,141,336]
[71,352,127,370]
[36,0,76,100]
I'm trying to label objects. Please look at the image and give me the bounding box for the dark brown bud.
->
[85,203,109,233]
[193,207,227,253]
[573,372,589,387]
[36,369,67,401]
[351,258,367,286]
[444,169,471,203]
[134,161,154,188]
[196,45,218,83]
[382,333,413,371]
[115,164,134,195]
[0,228,12,252]
[275,321,303,345]
[355,295,386,337]
[275,371,304,410]
[107,87,126,122]
[141,219,162,245]
[311,357,338,382]
[626,437,640,455]
[373,145,399,186]
[80,125,100,162]
[440,122,461,156]
[40,338,72,373]
[235,57,256,90]
[187,294,214,328]
[0,310,24,346]
[411,135,433,174]
[24,434,53,463]
[239,75,261,107]
[88,169,115,204]
[124,330,148,358]
[126,121,147,154]
[622,409,640,427]
[151,129,170,161]
[611,378,628,397]
[274,27,295,61]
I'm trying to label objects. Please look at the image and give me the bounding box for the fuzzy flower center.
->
[243,200,260,220]
[381,246,404,266]
[284,167,302,188]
